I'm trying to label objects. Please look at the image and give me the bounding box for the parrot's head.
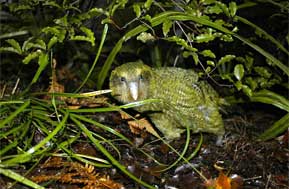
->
[109,61,152,103]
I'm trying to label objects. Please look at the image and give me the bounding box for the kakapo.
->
[109,61,225,140]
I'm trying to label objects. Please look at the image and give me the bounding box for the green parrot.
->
[109,60,225,141]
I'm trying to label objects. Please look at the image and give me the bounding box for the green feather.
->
[109,61,225,140]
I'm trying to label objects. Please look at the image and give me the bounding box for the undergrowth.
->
[0,0,288,188]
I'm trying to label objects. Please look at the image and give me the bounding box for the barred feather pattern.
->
[110,61,225,140]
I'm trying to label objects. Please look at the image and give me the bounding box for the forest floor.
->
[1,101,288,189]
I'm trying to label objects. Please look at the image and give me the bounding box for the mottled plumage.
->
[109,61,225,140]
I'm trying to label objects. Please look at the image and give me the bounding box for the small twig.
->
[243,175,262,181]
[1,84,6,98]
[170,0,185,12]
[198,60,233,87]
[12,78,20,95]
[121,10,146,29]
[138,19,156,37]
[265,174,272,189]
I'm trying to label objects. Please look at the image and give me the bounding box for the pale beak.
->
[129,82,138,101]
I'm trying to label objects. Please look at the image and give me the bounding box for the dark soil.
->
[0,87,288,189]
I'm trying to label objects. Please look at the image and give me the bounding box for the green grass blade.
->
[0,100,30,129]
[233,34,289,76]
[71,113,133,145]
[76,24,109,92]
[0,167,44,189]
[258,113,289,141]
[236,15,289,56]
[158,124,191,172]
[70,115,157,189]
[250,90,289,112]
[3,111,69,165]
[0,101,25,105]
[0,141,18,156]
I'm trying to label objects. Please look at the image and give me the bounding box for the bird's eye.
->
[120,77,126,82]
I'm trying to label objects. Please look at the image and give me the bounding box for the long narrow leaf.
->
[76,24,109,91]
[250,90,289,112]
[97,11,289,89]
[258,113,289,141]
[3,111,69,165]
[70,115,156,189]
[0,100,30,129]
[71,113,133,145]
[0,167,44,189]
[236,16,289,56]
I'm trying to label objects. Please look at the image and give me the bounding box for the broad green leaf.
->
[47,36,58,50]
[143,14,152,23]
[38,52,49,67]
[42,26,66,42]
[0,31,29,40]
[97,11,289,88]
[0,47,21,54]
[133,4,141,17]
[30,53,49,84]
[182,51,199,65]
[254,66,272,79]
[216,2,229,17]
[220,34,233,42]
[166,36,197,52]
[192,53,199,65]
[206,60,215,66]
[73,8,108,24]
[70,26,95,46]
[111,0,128,16]
[162,20,173,37]
[203,0,216,4]
[245,77,258,90]
[205,66,212,73]
[229,2,237,17]
[54,15,68,27]
[43,1,62,9]
[22,37,34,51]
[235,80,242,90]
[144,0,153,9]
[218,54,236,65]
[22,39,46,51]
[6,39,22,54]
[242,84,252,96]
[195,33,215,43]
[245,55,254,71]
[200,49,216,58]
[136,32,155,43]
[206,4,223,14]
[182,51,191,58]
[8,4,32,12]
[234,64,244,81]
[22,51,41,64]
[220,73,233,82]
